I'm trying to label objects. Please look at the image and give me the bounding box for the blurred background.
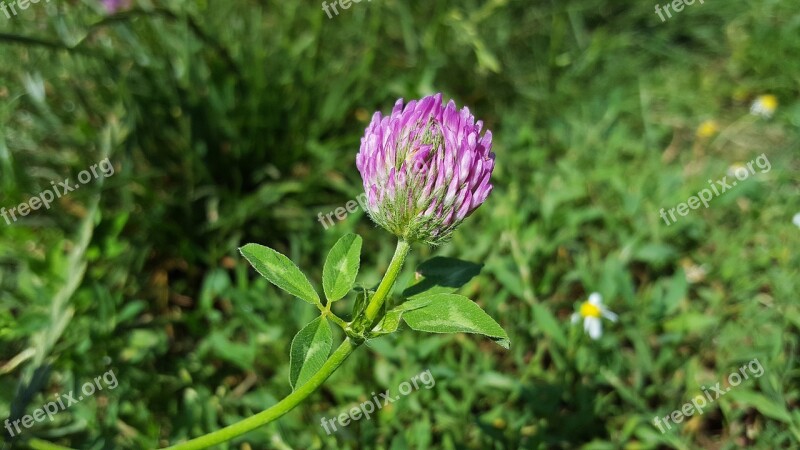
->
[1,0,799,449]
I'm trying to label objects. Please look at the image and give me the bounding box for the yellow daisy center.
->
[759,95,778,111]
[697,120,719,138]
[580,302,601,318]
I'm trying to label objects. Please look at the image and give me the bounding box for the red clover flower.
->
[356,93,495,245]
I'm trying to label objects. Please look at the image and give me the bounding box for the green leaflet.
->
[322,234,362,302]
[239,243,320,305]
[401,293,510,349]
[403,257,483,298]
[289,316,333,390]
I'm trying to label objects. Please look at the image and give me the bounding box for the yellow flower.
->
[571,293,617,340]
[750,95,778,118]
[696,120,719,138]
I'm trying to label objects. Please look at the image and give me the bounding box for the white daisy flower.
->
[571,292,617,340]
[793,213,800,228]
[750,94,778,119]
[726,163,747,178]
[681,258,708,284]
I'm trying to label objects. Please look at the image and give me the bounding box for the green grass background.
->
[1,0,799,448]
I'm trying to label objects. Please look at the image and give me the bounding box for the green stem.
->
[164,339,358,450]
[362,240,411,326]
[323,309,349,330]
[165,239,412,449]
[29,239,412,450]
[27,438,74,450]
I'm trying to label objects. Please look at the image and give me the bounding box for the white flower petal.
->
[588,292,602,306]
[587,318,602,340]
[571,313,580,324]
[793,213,800,228]
[750,99,776,118]
[602,308,618,322]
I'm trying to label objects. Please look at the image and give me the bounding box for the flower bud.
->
[356,93,495,245]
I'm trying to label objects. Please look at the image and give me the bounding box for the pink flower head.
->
[102,0,131,14]
[356,93,495,245]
